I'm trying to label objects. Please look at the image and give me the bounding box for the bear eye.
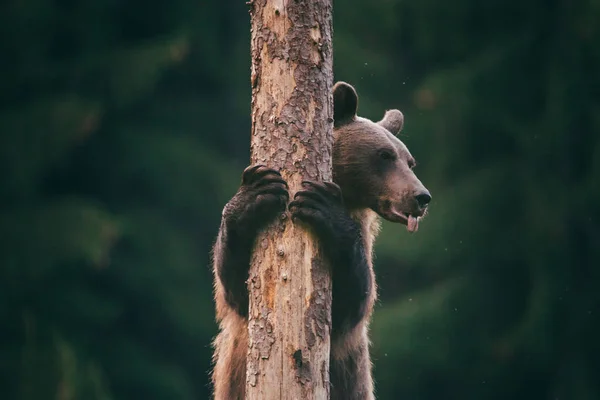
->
[379,150,396,161]
[408,158,417,169]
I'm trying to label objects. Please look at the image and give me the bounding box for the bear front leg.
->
[213,165,289,318]
[288,181,372,335]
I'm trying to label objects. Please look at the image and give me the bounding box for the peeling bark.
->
[246,0,334,399]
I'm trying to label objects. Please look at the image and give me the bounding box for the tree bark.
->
[245,0,334,399]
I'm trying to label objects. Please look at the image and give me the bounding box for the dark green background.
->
[1,0,598,399]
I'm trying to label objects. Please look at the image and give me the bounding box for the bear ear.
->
[378,109,404,135]
[333,81,358,127]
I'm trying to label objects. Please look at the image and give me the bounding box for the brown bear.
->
[211,82,431,400]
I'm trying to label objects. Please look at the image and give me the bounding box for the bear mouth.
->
[377,201,425,233]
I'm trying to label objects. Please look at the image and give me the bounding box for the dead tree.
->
[245,0,334,399]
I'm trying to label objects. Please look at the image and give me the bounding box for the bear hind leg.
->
[330,334,375,400]
[212,315,248,400]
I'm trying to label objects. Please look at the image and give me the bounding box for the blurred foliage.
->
[0,0,598,399]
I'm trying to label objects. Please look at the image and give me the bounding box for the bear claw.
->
[224,165,289,234]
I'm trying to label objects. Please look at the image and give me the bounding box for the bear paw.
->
[224,165,289,234]
[289,180,352,245]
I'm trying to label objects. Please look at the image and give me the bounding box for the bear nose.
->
[415,190,432,209]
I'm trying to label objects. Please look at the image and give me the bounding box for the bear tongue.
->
[407,215,419,233]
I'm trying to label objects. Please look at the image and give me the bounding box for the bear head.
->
[332,81,431,232]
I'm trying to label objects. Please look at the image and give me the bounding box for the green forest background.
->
[1,0,598,399]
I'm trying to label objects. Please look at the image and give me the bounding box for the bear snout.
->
[414,189,432,210]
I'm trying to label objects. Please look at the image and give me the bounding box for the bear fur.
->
[211,82,431,400]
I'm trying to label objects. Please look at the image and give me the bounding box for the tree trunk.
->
[245,0,334,399]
